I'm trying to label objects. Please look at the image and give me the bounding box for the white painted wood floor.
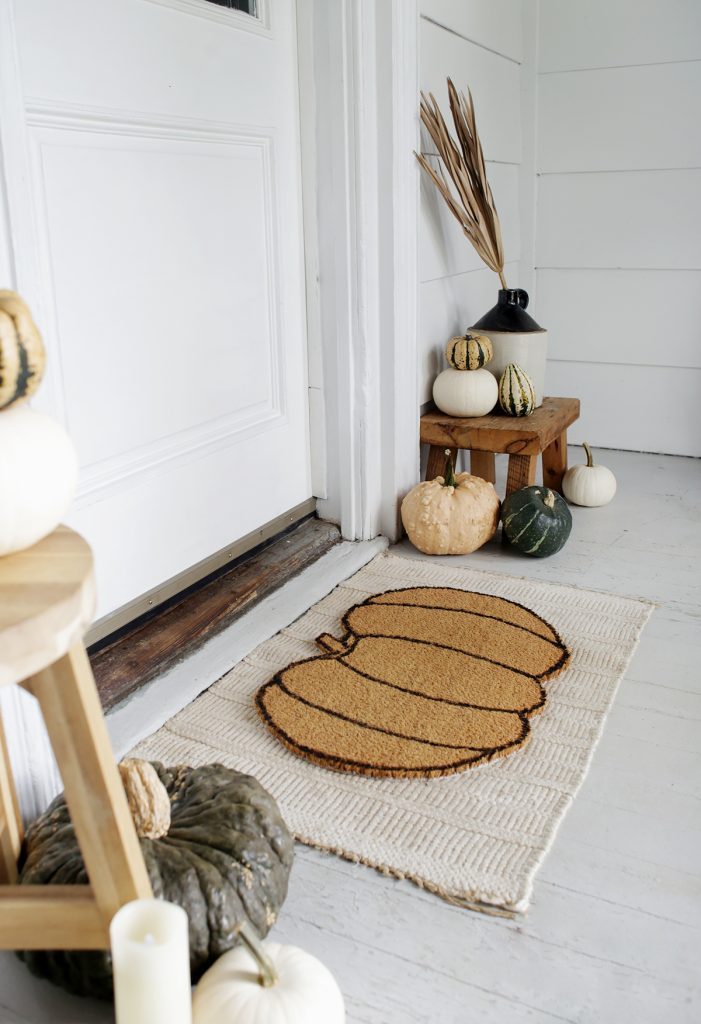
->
[1,447,699,1023]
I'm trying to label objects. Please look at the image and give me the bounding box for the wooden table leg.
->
[543,430,568,494]
[506,453,538,496]
[470,451,496,484]
[23,644,152,928]
[0,713,22,884]
[426,444,457,481]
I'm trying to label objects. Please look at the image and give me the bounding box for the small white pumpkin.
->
[433,367,497,417]
[562,442,616,507]
[0,406,78,556]
[401,449,500,555]
[498,363,535,417]
[192,924,345,1024]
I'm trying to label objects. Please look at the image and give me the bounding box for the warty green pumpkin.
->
[502,485,572,557]
[17,760,295,1000]
[498,362,535,417]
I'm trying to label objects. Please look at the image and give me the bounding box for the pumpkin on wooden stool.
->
[401,448,499,555]
[0,290,46,410]
[18,760,295,1000]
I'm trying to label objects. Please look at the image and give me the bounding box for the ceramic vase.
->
[470,289,547,407]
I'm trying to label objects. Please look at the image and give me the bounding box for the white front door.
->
[3,0,311,620]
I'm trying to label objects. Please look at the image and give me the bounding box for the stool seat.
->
[421,396,580,498]
[0,526,95,689]
[0,526,152,950]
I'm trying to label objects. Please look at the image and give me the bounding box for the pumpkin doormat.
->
[131,552,653,916]
[255,587,570,778]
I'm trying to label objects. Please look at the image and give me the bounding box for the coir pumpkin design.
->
[18,762,295,1000]
[256,587,570,779]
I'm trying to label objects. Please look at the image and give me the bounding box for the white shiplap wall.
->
[419,0,530,404]
[536,0,701,456]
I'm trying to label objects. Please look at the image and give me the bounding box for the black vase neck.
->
[471,289,544,333]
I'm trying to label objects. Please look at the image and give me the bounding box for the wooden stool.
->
[0,526,152,949]
[421,397,580,497]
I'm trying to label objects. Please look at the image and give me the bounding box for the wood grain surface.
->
[420,397,580,455]
[91,518,340,711]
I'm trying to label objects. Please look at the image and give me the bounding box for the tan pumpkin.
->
[445,332,493,370]
[0,290,46,410]
[401,449,499,555]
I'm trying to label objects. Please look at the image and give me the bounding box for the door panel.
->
[10,0,311,618]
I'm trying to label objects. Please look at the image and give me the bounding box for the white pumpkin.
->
[562,442,616,507]
[0,406,78,556]
[193,936,345,1024]
[432,367,497,417]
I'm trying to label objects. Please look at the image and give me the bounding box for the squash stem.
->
[582,441,594,468]
[543,489,556,510]
[442,448,457,488]
[238,921,279,988]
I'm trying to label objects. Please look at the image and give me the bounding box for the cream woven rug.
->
[130,552,654,916]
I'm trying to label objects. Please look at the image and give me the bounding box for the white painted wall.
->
[536,0,701,457]
[419,0,530,408]
[419,0,700,458]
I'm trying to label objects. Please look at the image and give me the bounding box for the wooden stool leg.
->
[543,431,568,494]
[470,451,496,484]
[506,453,537,496]
[23,644,152,926]
[0,712,22,884]
[426,444,457,480]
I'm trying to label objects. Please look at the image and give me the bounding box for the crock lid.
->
[471,289,544,333]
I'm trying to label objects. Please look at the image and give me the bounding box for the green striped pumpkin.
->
[0,291,46,411]
[502,486,572,558]
[498,362,535,417]
[445,333,493,371]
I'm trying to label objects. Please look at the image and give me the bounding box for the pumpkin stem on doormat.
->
[582,441,594,468]
[237,921,279,988]
[442,448,457,488]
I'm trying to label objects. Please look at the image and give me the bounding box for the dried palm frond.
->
[416,79,507,289]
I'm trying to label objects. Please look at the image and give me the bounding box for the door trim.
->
[301,0,420,541]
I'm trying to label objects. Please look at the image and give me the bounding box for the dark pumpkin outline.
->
[255,586,571,779]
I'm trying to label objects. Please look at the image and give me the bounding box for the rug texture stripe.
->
[130,552,654,916]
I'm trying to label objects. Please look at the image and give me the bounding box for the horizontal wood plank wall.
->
[418,1,526,405]
[536,0,701,456]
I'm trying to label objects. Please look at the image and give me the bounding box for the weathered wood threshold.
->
[89,516,341,712]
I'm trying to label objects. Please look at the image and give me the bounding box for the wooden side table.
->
[421,397,580,497]
[0,526,152,949]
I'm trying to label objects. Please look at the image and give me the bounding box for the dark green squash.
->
[17,761,294,1000]
[502,485,572,557]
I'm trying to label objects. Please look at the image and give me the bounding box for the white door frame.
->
[299,0,420,542]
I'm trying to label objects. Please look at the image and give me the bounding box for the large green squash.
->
[18,761,294,1000]
[502,485,572,557]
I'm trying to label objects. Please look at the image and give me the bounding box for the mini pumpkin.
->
[193,924,345,1024]
[0,406,79,556]
[401,449,499,554]
[0,290,46,410]
[445,332,493,370]
[498,363,535,417]
[502,485,572,557]
[433,366,498,417]
[18,761,295,1000]
[562,442,616,507]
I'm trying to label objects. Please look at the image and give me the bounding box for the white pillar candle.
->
[110,899,192,1024]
